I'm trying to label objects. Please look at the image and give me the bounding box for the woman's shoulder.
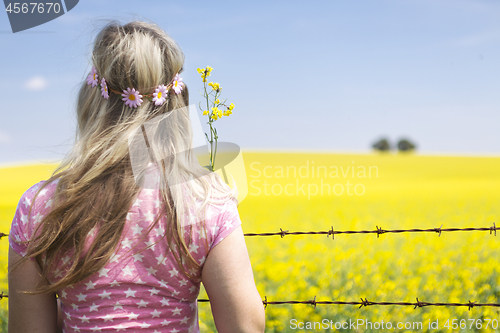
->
[17,178,59,212]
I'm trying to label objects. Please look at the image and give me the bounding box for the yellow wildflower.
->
[228,103,234,110]
[203,110,209,115]
[214,99,220,105]
[208,82,220,91]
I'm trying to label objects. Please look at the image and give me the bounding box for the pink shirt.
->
[9,179,242,332]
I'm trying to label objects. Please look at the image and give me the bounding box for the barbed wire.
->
[1,223,497,241]
[0,292,498,311]
[243,223,498,239]
[198,297,500,310]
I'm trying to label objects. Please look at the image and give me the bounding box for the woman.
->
[8,20,265,333]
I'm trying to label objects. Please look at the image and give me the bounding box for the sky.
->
[1,0,500,165]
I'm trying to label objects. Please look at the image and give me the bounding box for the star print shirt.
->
[9,179,243,333]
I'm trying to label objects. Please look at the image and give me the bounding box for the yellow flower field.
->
[1,152,500,332]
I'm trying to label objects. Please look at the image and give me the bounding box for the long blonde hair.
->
[12,20,237,294]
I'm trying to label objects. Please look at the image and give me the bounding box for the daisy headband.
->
[86,66,184,108]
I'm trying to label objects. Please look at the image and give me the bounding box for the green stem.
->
[203,74,215,171]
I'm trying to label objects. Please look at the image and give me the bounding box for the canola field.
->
[1,152,500,332]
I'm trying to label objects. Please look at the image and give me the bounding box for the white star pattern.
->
[98,290,111,299]
[109,253,120,263]
[169,268,178,277]
[122,265,134,277]
[121,238,132,249]
[189,243,199,254]
[124,288,137,298]
[155,224,165,237]
[155,254,166,265]
[127,312,139,320]
[144,211,155,222]
[143,189,155,196]
[85,281,96,290]
[137,299,149,308]
[89,303,99,312]
[223,219,233,230]
[210,225,220,236]
[102,314,114,322]
[149,287,160,296]
[20,213,28,225]
[145,239,156,250]
[45,199,53,209]
[147,266,158,276]
[10,182,242,333]
[131,224,144,235]
[54,268,63,278]
[98,267,110,277]
[132,252,144,262]
[33,212,43,224]
[62,255,71,264]
[116,324,126,331]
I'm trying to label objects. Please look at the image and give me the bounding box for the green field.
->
[2,152,500,332]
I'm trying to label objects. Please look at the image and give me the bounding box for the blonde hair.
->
[12,20,237,294]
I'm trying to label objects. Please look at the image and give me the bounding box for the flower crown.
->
[86,66,184,108]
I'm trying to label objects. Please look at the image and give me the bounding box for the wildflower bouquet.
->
[197,66,234,172]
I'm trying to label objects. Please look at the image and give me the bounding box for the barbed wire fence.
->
[1,223,499,310]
